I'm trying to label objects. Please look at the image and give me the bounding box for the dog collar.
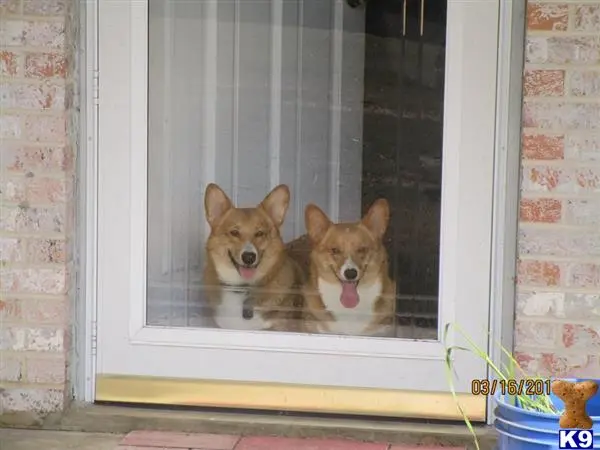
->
[220,284,254,320]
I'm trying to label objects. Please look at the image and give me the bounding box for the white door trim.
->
[486,0,526,425]
[74,0,524,409]
[74,0,99,402]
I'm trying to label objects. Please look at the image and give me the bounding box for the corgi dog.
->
[203,183,304,332]
[301,199,396,337]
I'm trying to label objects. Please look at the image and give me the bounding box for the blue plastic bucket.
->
[495,425,600,450]
[495,415,600,441]
[494,378,600,431]
[493,378,600,449]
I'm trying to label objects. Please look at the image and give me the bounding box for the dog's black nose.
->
[241,251,257,266]
[344,268,358,281]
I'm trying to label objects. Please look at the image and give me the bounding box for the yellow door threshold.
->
[95,375,485,421]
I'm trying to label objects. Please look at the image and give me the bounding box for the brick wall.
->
[516,2,600,377]
[0,0,76,421]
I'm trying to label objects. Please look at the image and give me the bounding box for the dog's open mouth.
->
[228,251,258,280]
[330,266,360,309]
[340,281,359,309]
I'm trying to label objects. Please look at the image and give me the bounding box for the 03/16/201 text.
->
[471,379,551,396]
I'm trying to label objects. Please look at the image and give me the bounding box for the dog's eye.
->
[330,247,341,255]
[255,230,265,238]
[230,229,240,237]
[357,247,368,254]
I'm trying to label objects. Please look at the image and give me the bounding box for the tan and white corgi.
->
[203,183,304,332]
[301,200,396,337]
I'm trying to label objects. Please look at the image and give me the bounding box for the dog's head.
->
[305,199,390,291]
[204,183,290,285]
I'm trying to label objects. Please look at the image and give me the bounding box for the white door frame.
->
[486,0,526,424]
[73,0,526,425]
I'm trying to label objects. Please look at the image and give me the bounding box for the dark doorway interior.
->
[360,0,447,336]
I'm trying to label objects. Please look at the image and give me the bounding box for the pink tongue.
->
[340,282,359,308]
[239,267,256,280]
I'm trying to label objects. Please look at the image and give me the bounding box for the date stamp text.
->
[471,378,551,396]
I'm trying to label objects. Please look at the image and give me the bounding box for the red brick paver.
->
[119,431,239,449]
[389,447,465,450]
[235,436,388,450]
[117,431,466,450]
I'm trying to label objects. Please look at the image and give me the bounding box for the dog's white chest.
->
[212,289,269,331]
[317,278,383,336]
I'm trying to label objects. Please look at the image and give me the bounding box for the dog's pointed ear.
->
[260,184,290,227]
[204,183,233,228]
[362,198,390,239]
[305,204,331,244]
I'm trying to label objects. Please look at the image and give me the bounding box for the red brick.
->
[574,5,600,32]
[120,431,240,449]
[522,134,564,160]
[20,298,66,324]
[523,166,566,192]
[0,115,22,139]
[236,436,389,450]
[515,320,558,348]
[0,50,20,77]
[0,327,27,350]
[563,324,600,349]
[25,53,67,78]
[519,228,600,258]
[117,447,157,450]
[0,0,21,15]
[520,198,561,223]
[27,177,69,203]
[575,168,600,191]
[389,446,465,450]
[524,70,564,97]
[0,355,24,382]
[2,145,70,172]
[0,299,22,322]
[0,387,64,412]
[517,260,561,286]
[0,178,27,203]
[0,237,26,263]
[562,294,600,321]
[0,206,66,233]
[523,101,600,130]
[515,352,599,378]
[522,166,600,193]
[526,36,600,65]
[27,238,67,263]
[0,83,66,111]
[570,70,600,97]
[515,291,563,317]
[27,327,64,351]
[565,200,600,226]
[26,355,66,383]
[23,0,67,16]
[16,21,65,48]
[527,3,568,31]
[0,268,67,295]
[23,114,66,143]
[565,263,600,289]
[2,176,69,205]
[565,135,600,162]
[514,352,539,376]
